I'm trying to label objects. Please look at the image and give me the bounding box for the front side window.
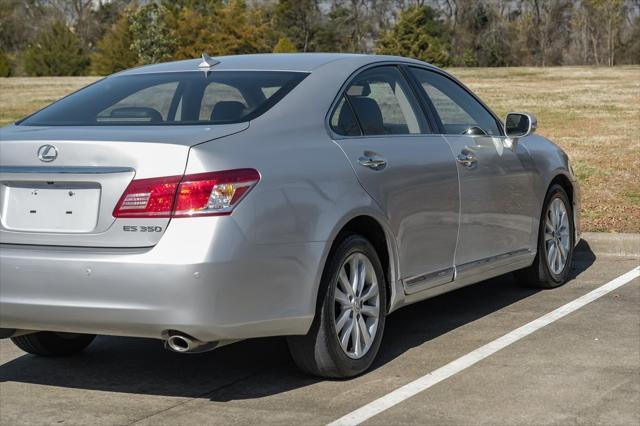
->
[19,71,307,126]
[337,66,427,136]
[409,67,501,136]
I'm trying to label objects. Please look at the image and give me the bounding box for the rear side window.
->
[409,67,501,136]
[330,96,361,136]
[333,66,427,136]
[19,71,307,126]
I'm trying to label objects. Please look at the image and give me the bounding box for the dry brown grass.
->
[1,67,638,232]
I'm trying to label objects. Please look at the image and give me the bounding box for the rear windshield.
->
[18,71,308,126]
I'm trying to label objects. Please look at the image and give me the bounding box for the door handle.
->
[358,154,387,171]
[456,150,478,169]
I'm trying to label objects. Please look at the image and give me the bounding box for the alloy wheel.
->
[334,252,381,359]
[544,197,571,275]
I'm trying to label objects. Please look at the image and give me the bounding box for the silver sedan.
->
[0,54,580,378]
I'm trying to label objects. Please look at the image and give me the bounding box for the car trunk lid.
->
[0,123,247,247]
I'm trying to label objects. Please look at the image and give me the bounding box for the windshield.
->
[18,71,308,126]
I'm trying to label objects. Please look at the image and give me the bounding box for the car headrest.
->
[347,83,371,97]
[109,107,163,123]
[210,101,246,122]
[348,97,386,135]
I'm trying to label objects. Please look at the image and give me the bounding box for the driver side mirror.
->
[505,112,537,139]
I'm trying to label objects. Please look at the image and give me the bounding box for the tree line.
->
[0,0,638,77]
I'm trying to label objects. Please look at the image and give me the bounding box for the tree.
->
[23,21,89,76]
[377,5,450,66]
[273,0,321,52]
[0,49,11,77]
[90,11,138,75]
[273,36,297,53]
[172,1,271,59]
[130,2,175,64]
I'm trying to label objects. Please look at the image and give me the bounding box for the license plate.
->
[1,182,101,233]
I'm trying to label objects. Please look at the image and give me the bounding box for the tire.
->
[287,234,387,378]
[11,332,95,357]
[517,184,575,288]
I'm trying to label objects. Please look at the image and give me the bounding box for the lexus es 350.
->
[0,54,580,378]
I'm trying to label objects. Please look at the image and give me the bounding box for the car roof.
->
[114,53,433,76]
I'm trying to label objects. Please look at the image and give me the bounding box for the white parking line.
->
[328,266,640,426]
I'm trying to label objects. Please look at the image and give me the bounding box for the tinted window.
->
[344,66,426,135]
[98,82,179,123]
[410,68,501,136]
[330,96,361,136]
[19,71,307,126]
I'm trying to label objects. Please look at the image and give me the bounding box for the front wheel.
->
[517,184,575,288]
[287,234,387,378]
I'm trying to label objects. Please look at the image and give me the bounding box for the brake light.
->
[113,169,260,218]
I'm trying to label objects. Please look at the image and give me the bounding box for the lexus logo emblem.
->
[37,145,58,162]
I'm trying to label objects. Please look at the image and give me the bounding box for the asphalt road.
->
[1,242,638,425]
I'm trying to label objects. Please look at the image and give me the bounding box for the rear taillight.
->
[113,169,260,218]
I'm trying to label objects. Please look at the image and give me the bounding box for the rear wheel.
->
[287,234,387,378]
[517,184,574,288]
[11,332,95,357]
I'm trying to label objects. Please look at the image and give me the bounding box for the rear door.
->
[407,67,538,271]
[331,65,459,291]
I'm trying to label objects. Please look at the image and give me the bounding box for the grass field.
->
[1,66,638,232]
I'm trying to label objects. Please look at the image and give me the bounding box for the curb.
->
[577,232,640,258]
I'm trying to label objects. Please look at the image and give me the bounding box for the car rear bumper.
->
[0,216,323,343]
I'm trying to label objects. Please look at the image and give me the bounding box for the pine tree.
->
[273,37,297,53]
[130,3,175,64]
[90,11,139,75]
[23,21,90,76]
[376,6,450,67]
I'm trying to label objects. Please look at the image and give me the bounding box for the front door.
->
[408,67,538,270]
[330,65,459,289]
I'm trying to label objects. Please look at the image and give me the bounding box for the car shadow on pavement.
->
[0,243,595,402]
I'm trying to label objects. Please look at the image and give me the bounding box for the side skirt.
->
[391,249,536,312]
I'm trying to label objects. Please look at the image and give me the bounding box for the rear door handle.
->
[358,154,387,171]
[456,150,478,169]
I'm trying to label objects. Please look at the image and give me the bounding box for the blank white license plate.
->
[1,182,101,233]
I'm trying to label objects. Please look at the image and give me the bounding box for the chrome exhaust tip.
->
[164,331,218,354]
[167,335,193,353]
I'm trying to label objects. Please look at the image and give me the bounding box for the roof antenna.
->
[198,53,219,69]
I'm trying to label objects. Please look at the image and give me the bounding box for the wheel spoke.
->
[547,243,556,271]
[351,316,361,356]
[349,256,359,295]
[360,304,378,318]
[357,316,372,348]
[335,289,350,307]
[361,283,379,303]
[545,220,554,234]
[554,244,562,272]
[338,269,354,297]
[335,309,351,334]
[340,318,354,350]
[558,240,567,260]
[356,258,366,297]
